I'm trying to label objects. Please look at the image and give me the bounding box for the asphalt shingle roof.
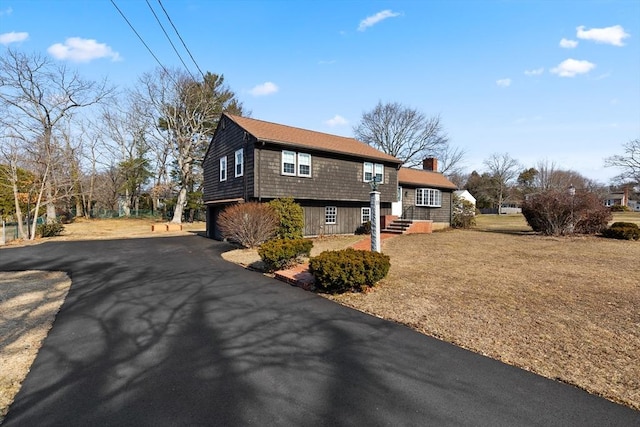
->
[398,167,458,190]
[226,114,401,164]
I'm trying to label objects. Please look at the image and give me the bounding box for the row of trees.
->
[352,101,639,211]
[1,48,244,239]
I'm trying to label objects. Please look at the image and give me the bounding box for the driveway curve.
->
[1,235,638,426]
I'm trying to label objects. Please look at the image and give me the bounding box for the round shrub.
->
[258,238,313,272]
[602,222,640,240]
[37,222,65,237]
[309,248,391,293]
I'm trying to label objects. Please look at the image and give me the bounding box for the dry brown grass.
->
[220,234,365,268]
[329,214,640,409]
[0,271,71,423]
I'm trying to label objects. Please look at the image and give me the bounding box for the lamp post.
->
[369,176,381,252]
[568,184,576,234]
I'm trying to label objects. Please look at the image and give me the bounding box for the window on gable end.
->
[220,156,227,182]
[235,149,244,177]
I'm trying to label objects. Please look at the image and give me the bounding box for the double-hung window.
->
[298,153,311,177]
[282,150,311,177]
[235,149,243,177]
[219,156,227,182]
[416,188,442,207]
[325,206,337,224]
[361,207,371,224]
[363,162,384,183]
[282,150,296,176]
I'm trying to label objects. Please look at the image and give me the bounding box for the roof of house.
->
[398,167,458,190]
[225,114,401,163]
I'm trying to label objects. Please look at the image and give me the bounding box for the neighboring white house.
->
[453,190,476,208]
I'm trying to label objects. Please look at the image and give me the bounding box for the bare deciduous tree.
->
[483,153,521,212]
[353,101,451,168]
[0,48,113,234]
[605,138,640,186]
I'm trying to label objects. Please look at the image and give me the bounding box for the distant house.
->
[603,192,627,208]
[202,114,458,239]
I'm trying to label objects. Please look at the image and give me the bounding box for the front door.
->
[392,186,402,217]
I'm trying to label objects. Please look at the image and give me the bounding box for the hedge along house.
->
[391,158,458,231]
[202,114,403,239]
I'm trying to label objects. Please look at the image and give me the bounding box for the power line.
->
[157,0,206,80]
[110,0,175,81]
[144,0,196,81]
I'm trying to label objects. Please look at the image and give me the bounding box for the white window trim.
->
[361,207,371,224]
[363,162,384,183]
[325,206,337,224]
[219,156,227,182]
[282,150,296,176]
[374,163,384,184]
[416,188,442,207]
[297,152,311,177]
[235,149,243,178]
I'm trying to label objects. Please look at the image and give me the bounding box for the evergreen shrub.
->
[37,222,65,237]
[268,197,304,240]
[602,222,640,240]
[258,238,313,272]
[309,248,390,293]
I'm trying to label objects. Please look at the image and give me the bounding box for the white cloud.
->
[550,58,595,77]
[47,37,121,62]
[318,59,337,65]
[325,115,348,127]
[358,10,401,31]
[0,7,13,16]
[559,38,578,48]
[576,25,629,46]
[524,67,544,76]
[249,82,278,96]
[496,78,511,87]
[0,31,28,45]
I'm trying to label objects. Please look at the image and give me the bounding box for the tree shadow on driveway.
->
[1,236,638,426]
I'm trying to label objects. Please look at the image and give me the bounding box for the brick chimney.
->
[423,157,438,172]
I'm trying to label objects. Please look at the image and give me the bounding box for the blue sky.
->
[1,0,639,183]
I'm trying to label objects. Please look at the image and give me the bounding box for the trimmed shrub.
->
[309,248,391,294]
[609,205,629,212]
[258,238,313,272]
[355,221,371,235]
[218,202,279,248]
[522,189,611,236]
[602,222,640,240]
[37,222,65,237]
[268,197,304,240]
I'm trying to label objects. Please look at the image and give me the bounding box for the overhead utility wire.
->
[145,0,195,80]
[157,0,206,80]
[110,0,176,83]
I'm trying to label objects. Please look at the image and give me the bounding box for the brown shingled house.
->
[202,114,456,239]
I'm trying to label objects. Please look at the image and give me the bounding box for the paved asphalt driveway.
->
[1,235,638,426]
